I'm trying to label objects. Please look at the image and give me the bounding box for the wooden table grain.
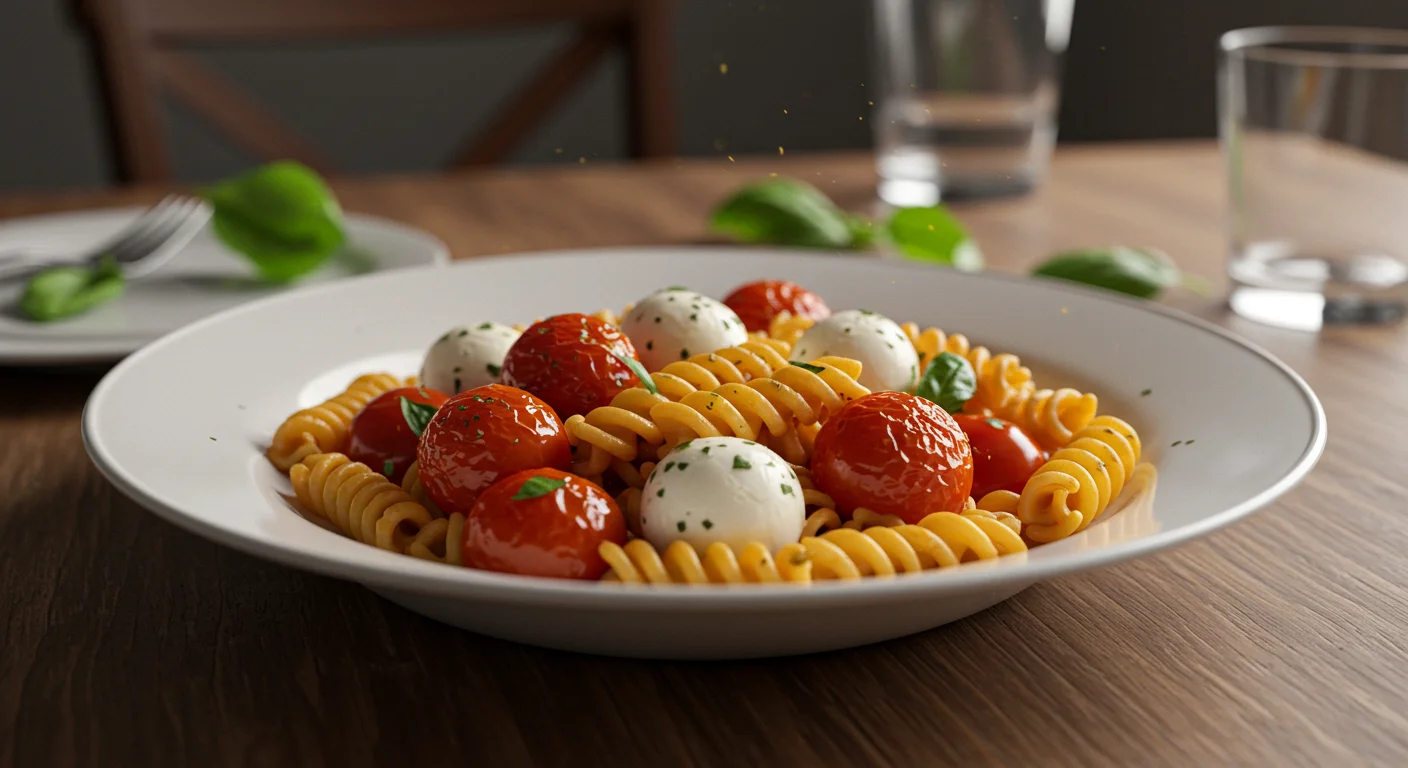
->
[4,141,1407,767]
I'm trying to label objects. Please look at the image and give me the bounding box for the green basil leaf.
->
[711,178,865,249]
[203,161,346,283]
[511,475,567,500]
[611,351,658,395]
[18,256,125,322]
[885,206,984,270]
[400,396,438,437]
[789,361,825,374]
[915,352,976,415]
[1031,246,1180,299]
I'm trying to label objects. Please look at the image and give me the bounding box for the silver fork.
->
[0,195,212,282]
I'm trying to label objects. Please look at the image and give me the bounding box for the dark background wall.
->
[1,0,1406,191]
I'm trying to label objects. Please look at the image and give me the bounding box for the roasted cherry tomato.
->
[417,384,572,516]
[347,386,448,484]
[721,279,831,333]
[953,415,1046,498]
[811,391,973,524]
[462,468,627,580]
[500,313,641,420]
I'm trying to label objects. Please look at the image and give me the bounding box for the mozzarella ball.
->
[790,309,920,393]
[641,437,805,553]
[622,288,748,372]
[419,322,521,395]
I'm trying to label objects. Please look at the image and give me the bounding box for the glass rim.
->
[1221,26,1408,69]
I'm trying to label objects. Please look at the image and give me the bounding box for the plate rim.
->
[0,208,450,365]
[82,246,1328,609]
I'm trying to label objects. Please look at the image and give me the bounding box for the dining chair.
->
[80,0,676,183]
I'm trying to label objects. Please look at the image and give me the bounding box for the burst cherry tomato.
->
[721,279,831,333]
[416,384,572,516]
[500,313,641,420]
[811,391,973,524]
[462,468,627,580]
[347,386,448,484]
[953,415,1047,498]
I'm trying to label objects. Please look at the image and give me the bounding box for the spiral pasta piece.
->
[649,357,869,455]
[1000,388,1100,451]
[1017,415,1142,543]
[405,513,466,566]
[290,453,436,554]
[565,387,672,476]
[600,539,810,584]
[266,373,403,471]
[777,505,1027,580]
[653,338,792,383]
[764,311,816,345]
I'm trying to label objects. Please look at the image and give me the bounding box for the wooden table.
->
[4,141,1407,767]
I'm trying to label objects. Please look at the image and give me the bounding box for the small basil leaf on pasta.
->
[711,178,865,249]
[19,255,125,322]
[885,206,983,270]
[916,352,976,415]
[511,476,567,500]
[611,351,658,394]
[203,161,346,283]
[1031,246,1187,299]
[400,396,438,437]
[789,361,825,374]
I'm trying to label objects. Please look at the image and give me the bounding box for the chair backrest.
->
[82,0,676,183]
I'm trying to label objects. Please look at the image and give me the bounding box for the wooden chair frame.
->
[81,0,676,183]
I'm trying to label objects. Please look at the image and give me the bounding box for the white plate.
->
[0,207,448,364]
[82,248,1326,659]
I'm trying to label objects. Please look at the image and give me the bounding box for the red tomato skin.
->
[953,415,1047,498]
[500,314,641,420]
[347,386,449,484]
[721,279,831,332]
[462,468,627,580]
[416,384,572,516]
[811,391,974,524]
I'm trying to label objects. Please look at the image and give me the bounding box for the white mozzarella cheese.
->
[621,289,748,372]
[790,309,920,392]
[419,322,521,395]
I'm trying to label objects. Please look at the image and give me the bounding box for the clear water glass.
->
[1221,26,1408,331]
[870,0,1075,206]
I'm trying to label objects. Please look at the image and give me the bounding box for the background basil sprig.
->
[19,256,125,321]
[203,161,347,283]
[1031,246,1210,299]
[710,177,980,269]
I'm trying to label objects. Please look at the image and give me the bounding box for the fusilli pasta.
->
[600,538,811,584]
[290,452,437,554]
[1017,415,1142,543]
[267,373,402,470]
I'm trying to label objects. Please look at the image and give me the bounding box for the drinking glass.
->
[870,0,1075,206]
[1221,26,1408,331]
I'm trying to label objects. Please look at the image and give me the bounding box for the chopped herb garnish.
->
[743,440,756,446]
[844,327,852,334]
[859,309,875,315]
[457,405,468,411]
[208,436,216,441]
[457,330,469,337]
[703,519,714,530]
[985,418,1003,428]
[790,361,825,374]
[487,363,502,377]
[677,441,693,450]
[537,327,550,334]
[733,456,752,470]
[790,552,808,566]
[453,377,461,392]
[1186,439,1196,445]
[689,313,698,321]
[676,462,689,470]
[666,286,687,291]
[680,348,690,359]
[700,446,711,454]
[646,341,654,351]
[477,322,492,330]
[475,429,484,439]
[657,488,665,498]
[472,414,479,421]
[1140,388,1152,397]
[654,316,662,323]
[382,459,394,477]
[611,350,657,395]
[677,521,687,532]
[781,484,795,496]
[511,475,567,500]
[1171,440,1183,447]
[664,461,676,472]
